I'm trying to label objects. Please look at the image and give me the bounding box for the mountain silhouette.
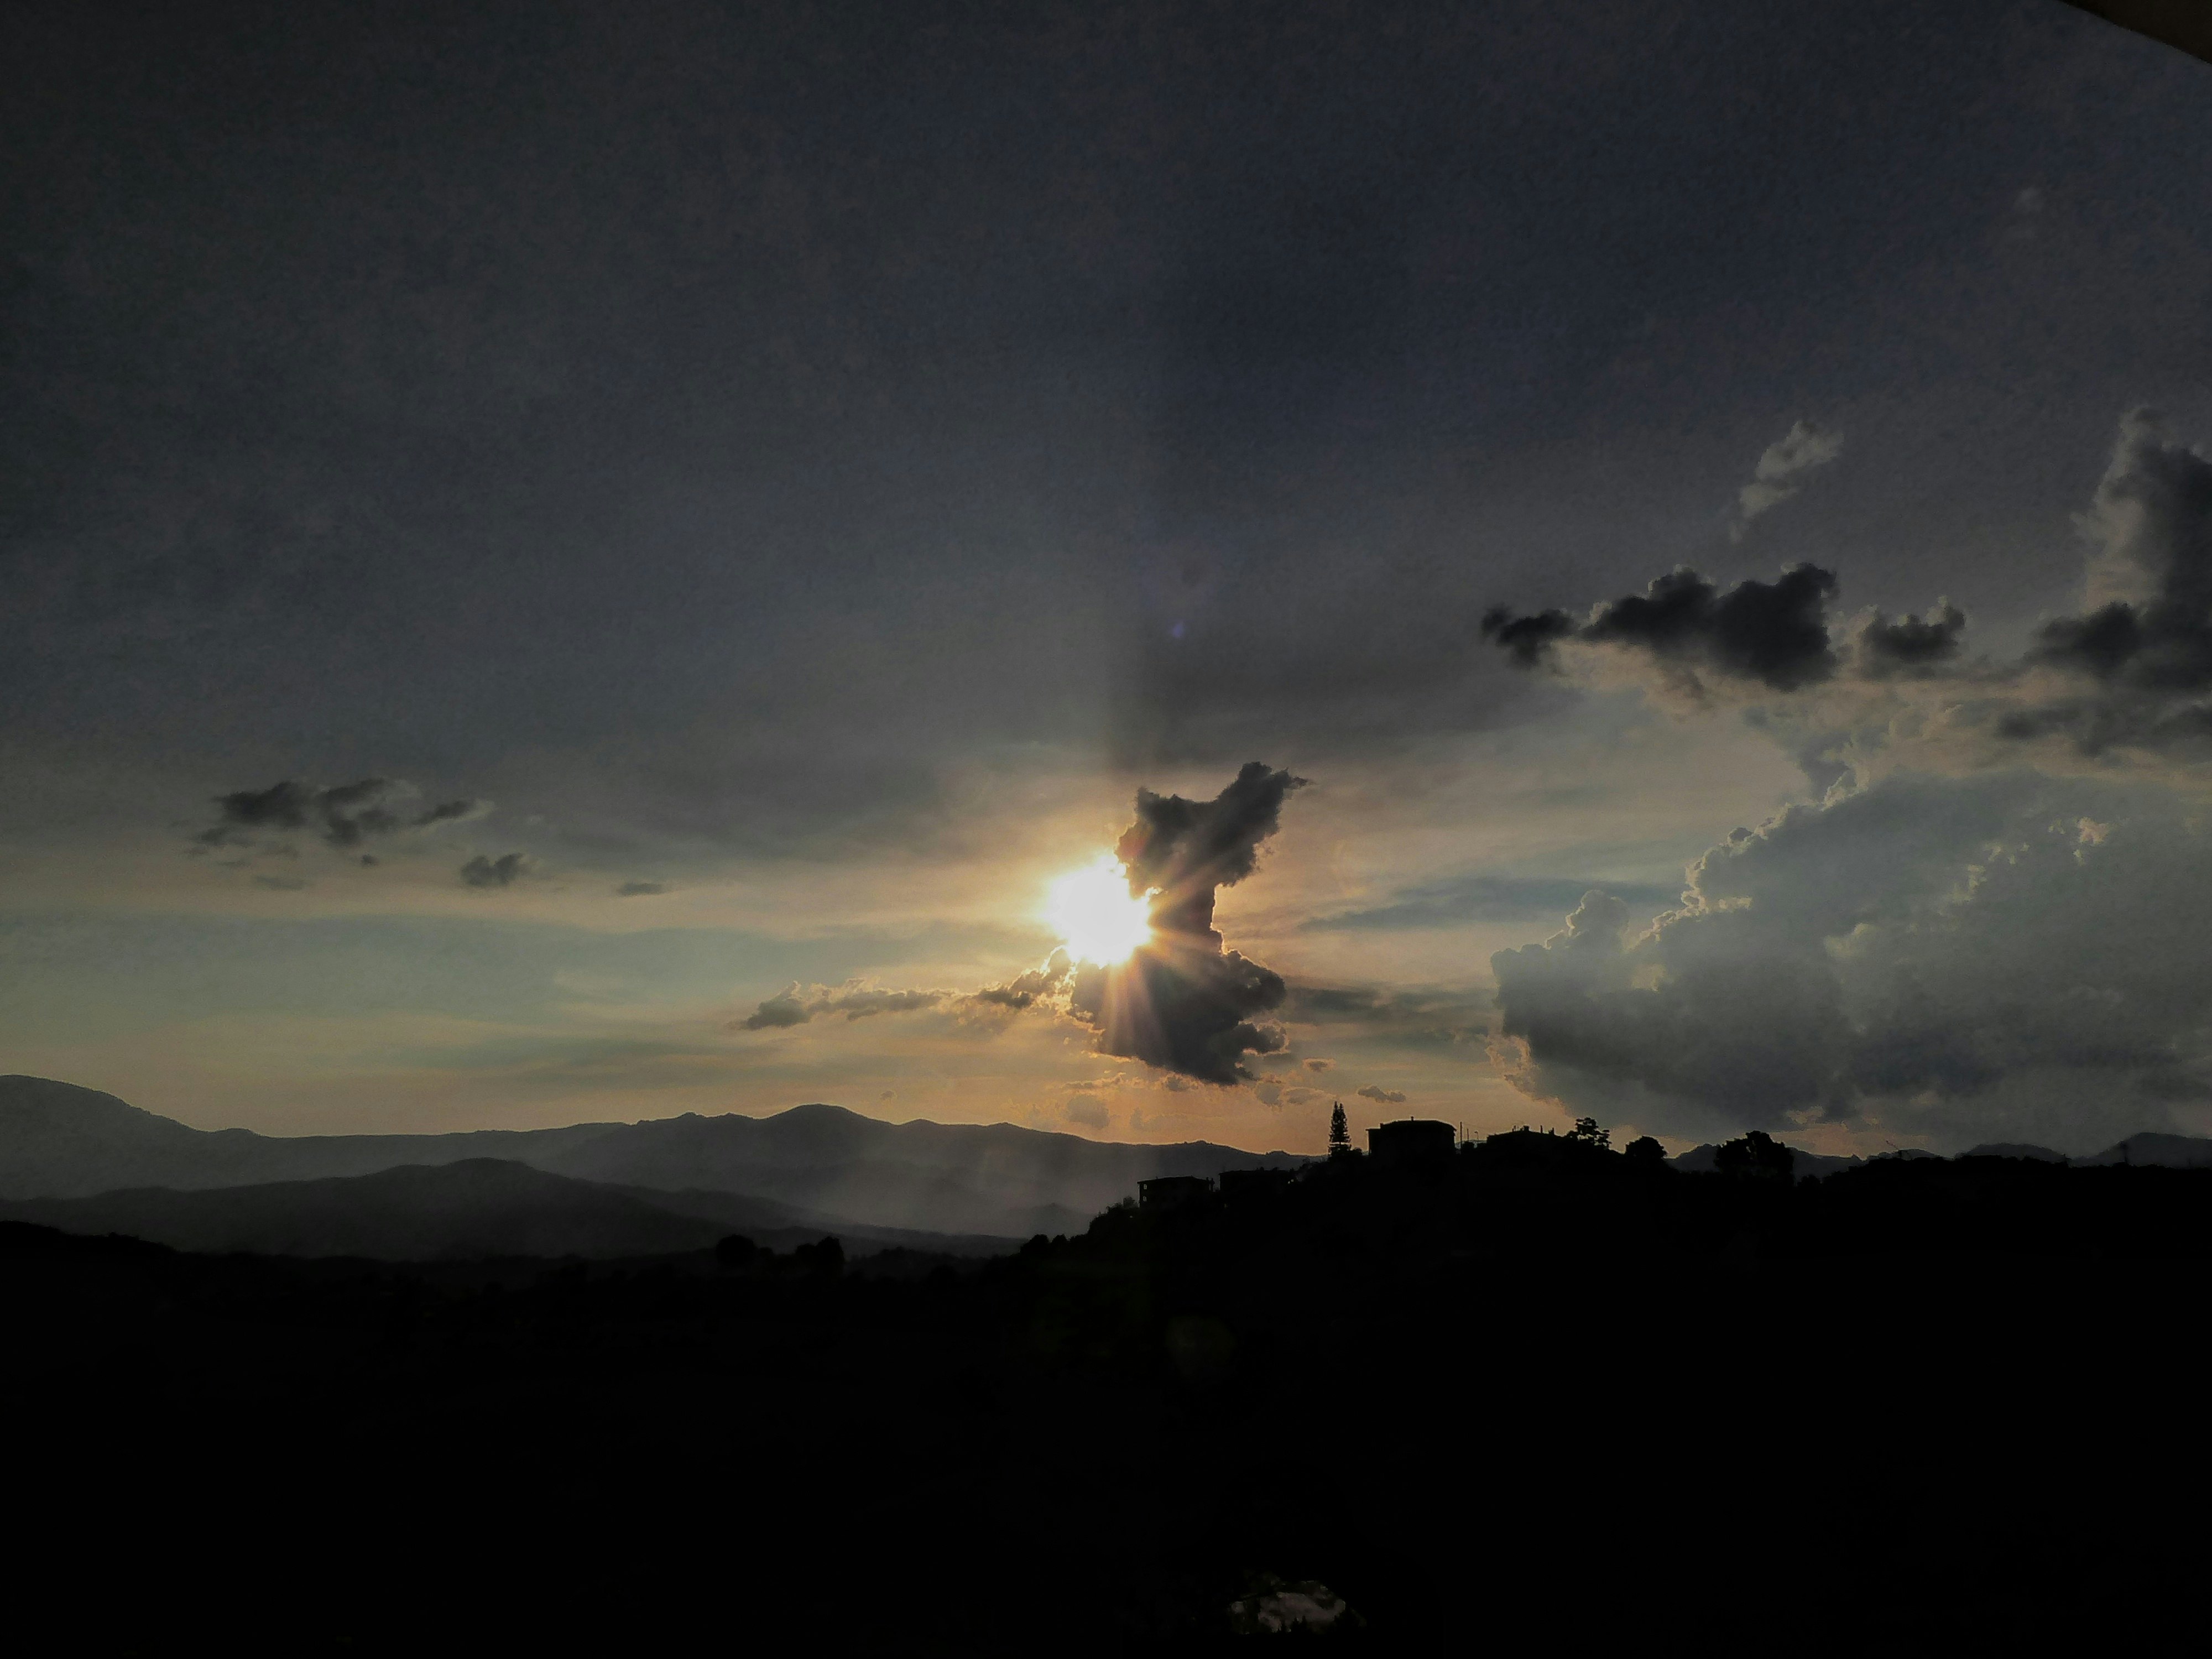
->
[0,1160,731,1261]
[0,1076,1305,1237]
[2073,1133,2212,1169]
[1667,1141,1864,1177]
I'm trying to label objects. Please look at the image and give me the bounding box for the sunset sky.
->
[5,2,2210,1155]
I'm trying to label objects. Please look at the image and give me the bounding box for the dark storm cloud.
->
[1484,565,1842,696]
[200,779,488,851]
[1304,873,1678,932]
[459,853,529,889]
[1063,764,1305,1084]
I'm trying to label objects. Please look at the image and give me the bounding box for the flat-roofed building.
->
[1366,1119,1456,1170]
[1138,1174,1213,1209]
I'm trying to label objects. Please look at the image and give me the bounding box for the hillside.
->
[0,1076,1305,1237]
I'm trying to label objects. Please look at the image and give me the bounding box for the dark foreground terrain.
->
[11,1134,2212,1651]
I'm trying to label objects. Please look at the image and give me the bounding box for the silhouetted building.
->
[1139,1175,1213,1210]
[1217,1166,1294,1202]
[1367,1119,1455,1170]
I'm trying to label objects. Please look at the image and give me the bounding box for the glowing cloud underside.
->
[1045,855,1155,966]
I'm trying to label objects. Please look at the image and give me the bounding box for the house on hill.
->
[1367,1119,1455,1170]
[1138,1175,1213,1210]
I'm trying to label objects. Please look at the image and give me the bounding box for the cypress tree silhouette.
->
[1328,1100,1351,1158]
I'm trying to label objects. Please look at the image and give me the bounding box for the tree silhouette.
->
[1714,1130,1794,1181]
[1567,1115,1610,1150]
[1624,1135,1667,1168]
[1328,1101,1351,1158]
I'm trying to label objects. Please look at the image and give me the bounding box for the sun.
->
[1045,855,1155,965]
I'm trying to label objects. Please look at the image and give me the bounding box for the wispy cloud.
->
[1732,419,1844,539]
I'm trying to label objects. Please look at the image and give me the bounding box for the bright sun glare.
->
[1045,855,1155,966]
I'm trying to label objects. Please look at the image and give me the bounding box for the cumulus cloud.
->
[1733,419,1844,537]
[459,852,530,889]
[199,778,488,851]
[1064,763,1306,1084]
[1493,770,2212,1152]
[1303,1057,1334,1072]
[1357,1085,1407,1105]
[739,980,948,1030]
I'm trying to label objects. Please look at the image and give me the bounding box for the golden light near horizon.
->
[1044,854,1155,965]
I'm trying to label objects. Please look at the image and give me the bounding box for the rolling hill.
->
[0,1075,1306,1238]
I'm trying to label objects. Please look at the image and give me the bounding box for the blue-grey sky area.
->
[4,2,2210,1153]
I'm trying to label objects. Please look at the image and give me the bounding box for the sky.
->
[4,1,2210,1156]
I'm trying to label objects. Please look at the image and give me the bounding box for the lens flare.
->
[1045,855,1155,966]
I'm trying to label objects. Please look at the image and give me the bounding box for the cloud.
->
[199,779,490,852]
[1063,1094,1109,1129]
[968,951,1072,1012]
[1304,873,1679,931]
[460,853,530,889]
[834,988,945,1020]
[1484,415,2212,761]
[2011,410,2212,750]
[1851,602,1968,677]
[1357,1085,1407,1105]
[1115,760,1309,941]
[1064,763,1306,1084]
[1303,1057,1334,1072]
[615,880,669,897]
[1282,984,1492,1051]
[1733,419,1844,538]
[1484,565,1842,698]
[739,980,948,1030]
[1491,770,2212,1152]
[742,992,816,1030]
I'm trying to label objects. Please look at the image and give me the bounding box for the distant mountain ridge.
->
[0,1160,727,1262]
[0,1159,1019,1263]
[1669,1133,2212,1175]
[0,1076,1306,1238]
